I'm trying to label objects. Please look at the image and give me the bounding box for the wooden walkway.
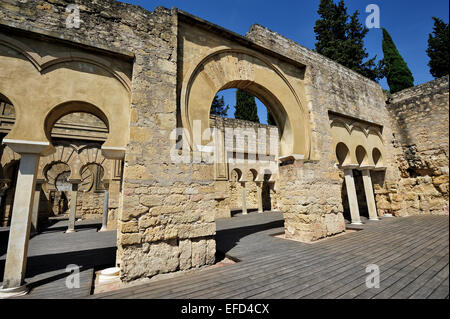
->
[92,213,449,299]
[0,219,117,299]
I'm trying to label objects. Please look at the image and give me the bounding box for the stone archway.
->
[180,48,311,158]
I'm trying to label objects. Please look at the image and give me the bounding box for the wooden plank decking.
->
[91,213,449,299]
[0,219,117,299]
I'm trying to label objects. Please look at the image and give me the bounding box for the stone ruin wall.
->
[0,107,118,226]
[0,1,212,282]
[210,115,280,215]
[246,25,399,241]
[385,76,449,216]
[1,0,448,285]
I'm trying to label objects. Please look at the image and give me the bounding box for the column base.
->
[369,218,380,221]
[99,227,110,232]
[384,213,394,218]
[65,229,77,234]
[351,221,364,225]
[0,284,29,299]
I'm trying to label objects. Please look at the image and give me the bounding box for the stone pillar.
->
[344,169,362,225]
[66,183,79,234]
[240,182,247,215]
[30,181,43,235]
[256,182,263,213]
[362,169,379,221]
[0,154,39,293]
[99,189,109,232]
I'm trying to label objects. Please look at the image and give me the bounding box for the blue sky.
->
[122,0,449,123]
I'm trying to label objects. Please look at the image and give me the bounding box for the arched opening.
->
[0,94,17,227]
[0,94,15,137]
[181,49,311,158]
[45,102,109,145]
[356,145,369,167]
[45,162,71,217]
[36,105,115,229]
[372,148,383,167]
[336,142,350,166]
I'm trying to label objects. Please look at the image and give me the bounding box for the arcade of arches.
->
[0,1,448,294]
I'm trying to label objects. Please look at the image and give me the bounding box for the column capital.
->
[2,139,54,156]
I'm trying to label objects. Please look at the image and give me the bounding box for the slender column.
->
[344,169,362,225]
[66,183,79,233]
[30,181,43,235]
[241,182,247,215]
[256,182,263,213]
[362,169,379,221]
[99,189,109,232]
[1,154,39,291]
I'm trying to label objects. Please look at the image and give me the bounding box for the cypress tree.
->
[427,17,449,78]
[314,0,382,81]
[210,94,229,117]
[382,28,414,93]
[234,89,259,123]
[267,111,276,126]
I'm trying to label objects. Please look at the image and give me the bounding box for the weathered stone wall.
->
[1,0,447,285]
[384,76,449,216]
[210,115,279,214]
[246,25,399,241]
[1,0,216,282]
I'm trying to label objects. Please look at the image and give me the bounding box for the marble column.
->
[1,154,39,293]
[99,189,109,232]
[66,183,79,233]
[362,169,379,221]
[241,182,247,215]
[30,181,43,235]
[256,182,263,213]
[344,169,362,225]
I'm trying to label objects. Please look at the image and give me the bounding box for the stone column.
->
[66,183,79,234]
[240,182,247,215]
[256,182,263,213]
[362,169,379,221]
[344,169,362,225]
[1,154,39,293]
[99,189,109,232]
[30,181,43,235]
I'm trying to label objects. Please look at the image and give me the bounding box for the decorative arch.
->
[0,34,131,93]
[249,169,258,182]
[372,148,384,168]
[44,101,109,141]
[330,119,351,135]
[355,145,370,167]
[41,101,124,159]
[181,46,311,158]
[230,168,243,182]
[44,161,71,190]
[336,142,351,166]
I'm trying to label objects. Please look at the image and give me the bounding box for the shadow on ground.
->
[216,219,284,258]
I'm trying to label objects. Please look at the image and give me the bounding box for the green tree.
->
[427,17,449,78]
[234,89,259,123]
[210,94,229,117]
[267,111,276,126]
[382,28,414,93]
[314,0,383,81]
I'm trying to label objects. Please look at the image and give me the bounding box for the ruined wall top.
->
[0,0,172,58]
[389,75,449,105]
[246,24,381,90]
